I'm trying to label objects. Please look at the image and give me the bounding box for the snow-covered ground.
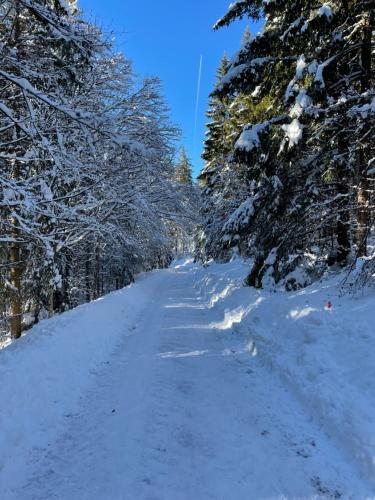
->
[1,259,374,499]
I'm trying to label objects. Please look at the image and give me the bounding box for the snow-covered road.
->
[2,262,372,499]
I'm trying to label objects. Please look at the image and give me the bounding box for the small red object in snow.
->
[327,301,332,310]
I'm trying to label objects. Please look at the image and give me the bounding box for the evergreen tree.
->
[199,51,276,263]
[241,25,251,49]
[172,146,200,254]
[174,147,193,185]
[202,0,374,288]
[198,54,233,260]
[201,54,232,167]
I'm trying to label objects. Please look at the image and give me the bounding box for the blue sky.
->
[78,0,262,177]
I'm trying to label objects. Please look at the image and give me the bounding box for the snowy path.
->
[4,263,371,499]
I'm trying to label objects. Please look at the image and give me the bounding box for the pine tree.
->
[207,0,374,288]
[174,147,193,185]
[199,49,277,262]
[241,25,251,49]
[198,54,233,260]
[172,146,200,254]
[201,54,232,168]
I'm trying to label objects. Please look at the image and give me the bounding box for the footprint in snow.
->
[311,476,342,499]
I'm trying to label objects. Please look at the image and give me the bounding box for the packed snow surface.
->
[1,259,374,499]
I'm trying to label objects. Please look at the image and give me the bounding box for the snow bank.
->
[0,269,166,497]
[194,259,375,487]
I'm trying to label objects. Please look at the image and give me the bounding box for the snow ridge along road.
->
[1,260,373,499]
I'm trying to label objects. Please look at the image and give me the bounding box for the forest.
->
[1,1,375,498]
[198,0,374,290]
[1,0,374,341]
[0,0,198,339]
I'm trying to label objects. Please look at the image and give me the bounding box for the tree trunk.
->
[94,248,100,299]
[8,1,23,339]
[336,181,350,264]
[9,242,22,339]
[357,159,369,257]
[246,253,265,288]
[336,214,350,263]
[85,253,91,302]
[48,285,54,318]
[357,9,373,257]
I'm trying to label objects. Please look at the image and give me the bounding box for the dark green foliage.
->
[199,1,374,288]
[174,147,193,185]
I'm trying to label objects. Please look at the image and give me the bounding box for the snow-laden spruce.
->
[198,0,374,289]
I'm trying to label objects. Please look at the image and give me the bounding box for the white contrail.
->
[193,55,203,153]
